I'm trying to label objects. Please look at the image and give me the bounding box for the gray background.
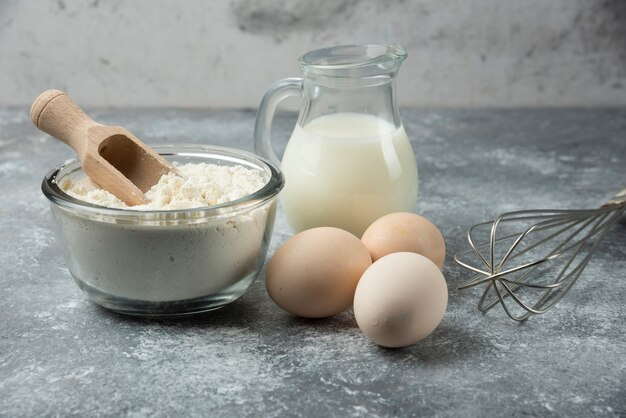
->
[1,0,626,108]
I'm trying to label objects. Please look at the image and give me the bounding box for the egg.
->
[361,212,446,268]
[354,252,448,348]
[266,227,372,318]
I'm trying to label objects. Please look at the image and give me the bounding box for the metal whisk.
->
[454,187,626,321]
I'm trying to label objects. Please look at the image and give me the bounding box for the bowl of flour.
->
[42,144,284,316]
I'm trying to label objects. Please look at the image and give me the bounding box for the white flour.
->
[52,161,274,304]
[60,162,266,210]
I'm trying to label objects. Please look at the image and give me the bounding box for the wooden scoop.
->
[31,90,175,206]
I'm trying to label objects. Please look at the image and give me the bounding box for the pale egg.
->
[354,252,448,348]
[266,227,372,318]
[361,212,446,268]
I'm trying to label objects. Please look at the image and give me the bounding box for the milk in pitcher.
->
[281,112,418,236]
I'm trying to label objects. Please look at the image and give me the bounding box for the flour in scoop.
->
[60,162,266,209]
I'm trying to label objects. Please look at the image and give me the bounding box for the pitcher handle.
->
[254,78,304,166]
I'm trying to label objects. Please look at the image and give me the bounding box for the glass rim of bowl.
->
[41,144,285,222]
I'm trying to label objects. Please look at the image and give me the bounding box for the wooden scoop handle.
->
[30,90,97,157]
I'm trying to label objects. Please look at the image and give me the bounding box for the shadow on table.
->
[92,295,265,329]
[372,321,492,363]
[281,310,358,331]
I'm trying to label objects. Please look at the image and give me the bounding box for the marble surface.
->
[0,108,624,417]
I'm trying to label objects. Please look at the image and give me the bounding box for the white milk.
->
[281,112,418,236]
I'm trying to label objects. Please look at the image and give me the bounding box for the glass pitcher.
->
[254,44,418,237]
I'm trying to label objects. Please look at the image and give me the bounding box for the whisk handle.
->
[603,186,626,207]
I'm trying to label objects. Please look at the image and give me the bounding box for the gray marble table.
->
[1,108,624,417]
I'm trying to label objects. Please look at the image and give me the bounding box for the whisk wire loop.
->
[454,194,625,321]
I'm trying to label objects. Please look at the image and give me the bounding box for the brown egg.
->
[354,252,448,348]
[361,212,446,268]
[265,227,372,318]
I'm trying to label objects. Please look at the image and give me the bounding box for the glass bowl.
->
[42,144,284,316]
